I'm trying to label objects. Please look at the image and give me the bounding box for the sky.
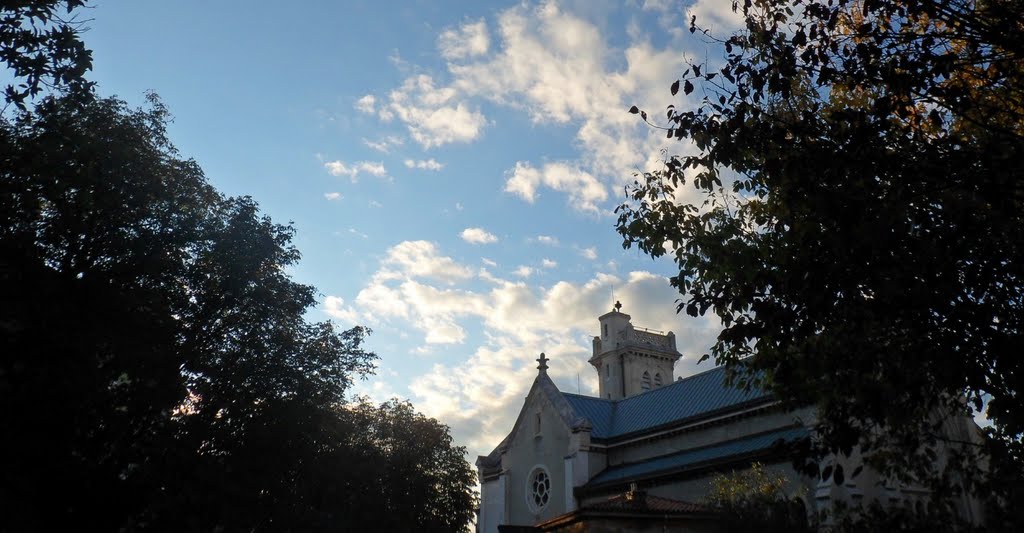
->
[83,0,747,460]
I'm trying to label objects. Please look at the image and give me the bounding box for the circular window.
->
[526,466,552,512]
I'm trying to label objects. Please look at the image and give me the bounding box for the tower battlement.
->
[587,302,681,400]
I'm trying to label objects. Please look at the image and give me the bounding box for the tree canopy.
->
[0,93,476,532]
[617,0,1022,524]
[704,462,812,532]
[0,1,93,107]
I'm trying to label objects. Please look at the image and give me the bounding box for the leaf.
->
[628,105,639,114]
[834,464,845,485]
[821,465,833,482]
[671,80,680,96]
[684,80,694,95]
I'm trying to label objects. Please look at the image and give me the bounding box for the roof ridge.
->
[583,425,808,488]
[615,363,729,403]
[561,364,730,404]
[602,425,803,471]
[561,391,605,400]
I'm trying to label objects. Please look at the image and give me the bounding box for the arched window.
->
[605,363,610,378]
[641,371,651,391]
[654,373,662,387]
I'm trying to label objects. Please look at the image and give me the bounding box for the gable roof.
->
[478,369,591,471]
[585,425,808,488]
[561,364,772,440]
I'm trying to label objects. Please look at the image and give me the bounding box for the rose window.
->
[529,467,551,511]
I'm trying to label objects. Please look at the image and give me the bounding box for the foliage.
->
[830,500,978,533]
[704,462,812,533]
[0,94,475,532]
[617,0,1023,524]
[339,398,479,533]
[1,1,93,107]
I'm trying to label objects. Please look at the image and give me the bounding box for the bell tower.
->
[589,302,681,400]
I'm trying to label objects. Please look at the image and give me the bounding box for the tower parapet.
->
[588,302,681,400]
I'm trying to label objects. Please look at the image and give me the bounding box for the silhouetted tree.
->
[618,0,1022,527]
[1,1,93,107]
[0,94,476,532]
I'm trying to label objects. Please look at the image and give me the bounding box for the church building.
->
[475,304,984,532]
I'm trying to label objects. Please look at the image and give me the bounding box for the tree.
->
[335,399,479,532]
[617,0,1022,524]
[704,462,813,532]
[0,94,476,532]
[1,1,93,107]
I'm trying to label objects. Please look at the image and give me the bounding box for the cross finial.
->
[614,300,622,312]
[536,352,549,372]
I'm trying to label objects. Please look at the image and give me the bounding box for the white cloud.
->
[363,135,404,153]
[438,20,490,60]
[324,296,360,325]
[377,240,475,284]
[328,1,735,460]
[380,74,487,149]
[513,265,534,278]
[355,94,376,113]
[348,228,369,239]
[455,202,464,211]
[404,158,445,171]
[324,239,724,458]
[460,227,499,244]
[323,192,342,201]
[407,268,719,456]
[324,160,389,182]
[482,258,498,267]
[505,161,607,213]
[541,258,557,268]
[687,0,745,33]
[353,2,706,210]
[368,200,383,208]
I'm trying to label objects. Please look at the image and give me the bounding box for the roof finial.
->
[536,352,549,373]
[614,300,622,312]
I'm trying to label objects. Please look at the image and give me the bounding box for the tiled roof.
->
[561,365,772,440]
[586,425,808,487]
[584,493,709,514]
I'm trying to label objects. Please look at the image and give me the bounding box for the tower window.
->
[605,364,610,378]
[603,324,608,337]
[641,371,651,391]
[654,373,662,387]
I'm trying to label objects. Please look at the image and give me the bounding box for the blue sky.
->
[84,0,744,458]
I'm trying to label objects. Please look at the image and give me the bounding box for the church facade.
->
[475,305,985,532]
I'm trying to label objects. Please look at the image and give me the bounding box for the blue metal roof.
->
[561,365,772,440]
[586,426,808,487]
[560,393,615,437]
